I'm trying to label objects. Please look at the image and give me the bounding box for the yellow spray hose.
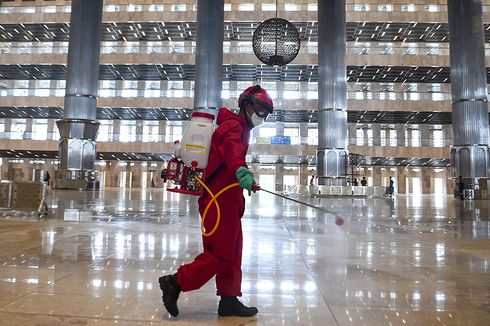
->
[194,176,239,237]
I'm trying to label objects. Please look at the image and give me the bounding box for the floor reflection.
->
[0,187,488,325]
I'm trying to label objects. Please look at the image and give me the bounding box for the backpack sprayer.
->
[164,110,344,237]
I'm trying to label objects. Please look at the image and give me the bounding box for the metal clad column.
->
[317,0,348,186]
[56,0,103,189]
[448,0,489,197]
[193,0,224,114]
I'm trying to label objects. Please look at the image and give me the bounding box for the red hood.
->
[216,108,247,129]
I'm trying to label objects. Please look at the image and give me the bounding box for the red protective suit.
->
[177,108,250,296]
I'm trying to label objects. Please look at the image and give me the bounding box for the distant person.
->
[310,175,315,186]
[360,177,367,186]
[458,176,464,200]
[352,178,359,186]
[388,176,394,197]
[43,171,51,186]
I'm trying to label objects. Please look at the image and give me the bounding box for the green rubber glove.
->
[236,166,256,196]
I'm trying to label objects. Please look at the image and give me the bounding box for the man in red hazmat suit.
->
[159,85,273,318]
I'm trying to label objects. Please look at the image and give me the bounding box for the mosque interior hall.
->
[0,0,489,325]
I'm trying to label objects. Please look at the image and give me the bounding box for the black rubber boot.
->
[218,296,258,317]
[159,273,181,317]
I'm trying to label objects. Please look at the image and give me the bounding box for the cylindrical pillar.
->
[448,0,490,193]
[317,0,348,186]
[193,0,224,115]
[57,0,103,188]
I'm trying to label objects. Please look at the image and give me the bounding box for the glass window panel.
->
[124,42,139,54]
[238,4,254,11]
[120,121,136,142]
[308,127,318,145]
[171,4,186,11]
[262,4,275,11]
[308,4,317,11]
[98,120,113,141]
[11,119,26,140]
[401,4,416,12]
[127,4,142,12]
[356,129,364,146]
[224,4,231,11]
[149,4,164,12]
[378,4,393,12]
[354,4,370,11]
[285,3,300,11]
[32,119,48,140]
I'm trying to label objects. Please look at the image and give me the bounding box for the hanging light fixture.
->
[252,0,301,66]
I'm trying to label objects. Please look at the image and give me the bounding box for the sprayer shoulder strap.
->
[205,129,245,186]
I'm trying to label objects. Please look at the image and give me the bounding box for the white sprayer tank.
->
[181,112,215,169]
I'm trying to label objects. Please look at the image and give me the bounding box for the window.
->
[127,4,142,12]
[378,4,393,12]
[285,3,300,11]
[404,83,419,101]
[105,5,120,12]
[14,80,28,96]
[143,121,159,142]
[284,126,299,145]
[402,43,417,55]
[168,81,183,97]
[221,81,230,99]
[356,129,364,146]
[433,128,444,147]
[307,82,318,100]
[260,82,277,99]
[120,121,136,142]
[223,41,231,53]
[169,42,185,53]
[32,119,48,140]
[146,41,162,54]
[429,83,444,101]
[262,3,276,11]
[354,4,370,12]
[102,41,117,54]
[11,119,26,140]
[426,43,439,55]
[40,42,53,54]
[389,129,397,146]
[411,129,421,147]
[171,4,187,12]
[308,4,318,11]
[99,80,115,97]
[284,82,300,100]
[98,120,113,141]
[307,41,318,54]
[307,127,318,145]
[224,4,231,11]
[380,129,387,146]
[35,80,50,97]
[145,81,160,97]
[238,4,254,11]
[424,5,439,12]
[379,43,394,55]
[354,42,370,55]
[237,41,252,53]
[43,6,56,13]
[149,4,164,12]
[124,42,139,54]
[19,42,32,54]
[401,4,416,12]
[122,81,138,97]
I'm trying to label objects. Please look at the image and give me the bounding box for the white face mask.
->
[249,112,264,127]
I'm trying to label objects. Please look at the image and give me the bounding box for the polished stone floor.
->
[0,187,489,325]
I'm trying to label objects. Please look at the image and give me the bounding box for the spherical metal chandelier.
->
[252,9,300,66]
